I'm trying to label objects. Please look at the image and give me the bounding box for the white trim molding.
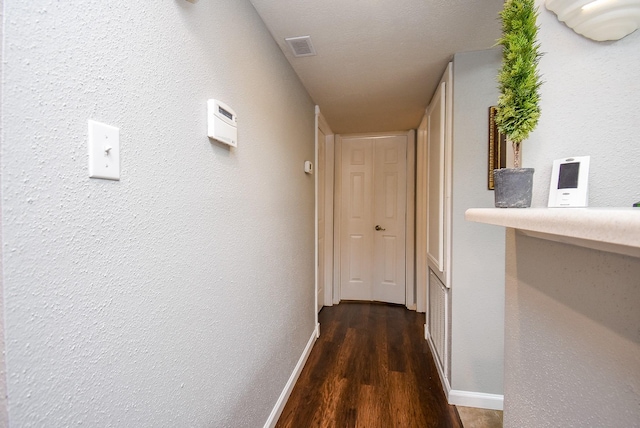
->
[448,390,504,411]
[426,330,451,400]
[263,329,317,428]
[316,108,335,308]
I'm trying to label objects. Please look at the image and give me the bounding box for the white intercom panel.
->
[548,156,590,207]
[207,99,237,147]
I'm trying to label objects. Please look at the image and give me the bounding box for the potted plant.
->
[494,0,543,208]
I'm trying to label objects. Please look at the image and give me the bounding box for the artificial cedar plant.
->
[495,0,543,169]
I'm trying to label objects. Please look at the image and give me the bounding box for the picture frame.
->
[488,106,507,190]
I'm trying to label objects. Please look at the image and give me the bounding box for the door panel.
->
[348,235,364,281]
[382,236,397,282]
[350,173,366,218]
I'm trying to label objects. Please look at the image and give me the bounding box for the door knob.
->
[375,225,386,231]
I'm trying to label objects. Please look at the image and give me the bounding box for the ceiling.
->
[249,0,505,134]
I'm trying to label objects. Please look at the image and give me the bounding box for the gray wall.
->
[450,50,505,397]
[1,1,315,426]
[503,1,640,426]
[525,1,640,207]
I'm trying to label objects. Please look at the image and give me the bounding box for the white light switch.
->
[88,120,120,180]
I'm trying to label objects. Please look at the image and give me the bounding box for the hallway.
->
[276,302,462,427]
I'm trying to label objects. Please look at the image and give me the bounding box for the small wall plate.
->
[88,120,120,181]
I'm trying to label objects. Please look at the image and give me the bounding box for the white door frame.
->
[416,114,428,313]
[332,131,416,309]
[315,107,335,315]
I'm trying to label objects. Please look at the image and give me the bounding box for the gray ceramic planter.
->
[493,168,534,208]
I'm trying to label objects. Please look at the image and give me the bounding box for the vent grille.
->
[285,36,317,57]
[429,270,447,370]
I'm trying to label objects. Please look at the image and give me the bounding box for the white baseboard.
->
[425,331,451,399]
[424,329,503,412]
[263,329,318,428]
[448,390,504,411]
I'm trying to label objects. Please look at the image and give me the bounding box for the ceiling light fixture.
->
[545,0,640,41]
[581,0,610,11]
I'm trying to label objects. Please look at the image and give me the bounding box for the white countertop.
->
[465,207,640,257]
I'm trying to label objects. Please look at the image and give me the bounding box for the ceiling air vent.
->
[285,36,317,57]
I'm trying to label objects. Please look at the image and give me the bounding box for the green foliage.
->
[496,0,543,144]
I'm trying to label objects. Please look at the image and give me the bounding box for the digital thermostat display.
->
[218,106,233,121]
[557,162,580,189]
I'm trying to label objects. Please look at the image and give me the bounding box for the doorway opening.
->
[315,116,416,313]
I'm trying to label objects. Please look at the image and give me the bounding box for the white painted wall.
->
[504,230,640,427]
[1,1,315,426]
[450,50,505,403]
[0,0,7,425]
[502,2,640,426]
[525,2,640,207]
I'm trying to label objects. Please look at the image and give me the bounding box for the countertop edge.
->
[465,207,640,251]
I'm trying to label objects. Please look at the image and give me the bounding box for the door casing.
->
[316,109,335,310]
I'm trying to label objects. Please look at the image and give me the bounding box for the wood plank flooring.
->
[276,302,462,428]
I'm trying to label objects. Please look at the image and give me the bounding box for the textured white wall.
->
[0,0,7,425]
[450,50,505,398]
[525,1,640,207]
[504,230,640,427]
[1,1,315,426]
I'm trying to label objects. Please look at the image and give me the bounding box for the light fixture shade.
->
[545,0,640,41]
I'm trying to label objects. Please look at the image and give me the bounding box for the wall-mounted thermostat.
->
[304,161,313,174]
[548,156,590,207]
[207,99,237,147]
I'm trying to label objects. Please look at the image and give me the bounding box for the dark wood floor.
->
[276,302,462,428]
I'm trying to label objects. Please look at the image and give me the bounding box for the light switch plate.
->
[88,120,120,180]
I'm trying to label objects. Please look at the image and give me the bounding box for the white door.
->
[339,135,407,304]
[317,127,326,312]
